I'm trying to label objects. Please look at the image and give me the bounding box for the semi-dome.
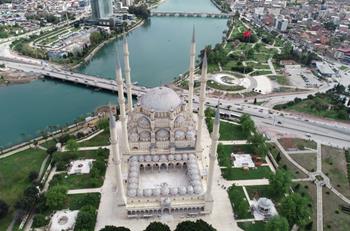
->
[140,87,182,112]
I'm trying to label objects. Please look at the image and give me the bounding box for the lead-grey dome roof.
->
[140,87,182,112]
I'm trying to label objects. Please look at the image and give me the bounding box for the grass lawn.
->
[219,121,247,140]
[207,80,245,92]
[290,153,317,172]
[323,188,350,231]
[79,130,110,147]
[0,148,47,229]
[238,221,266,231]
[292,182,316,231]
[268,143,308,179]
[41,139,56,148]
[278,138,317,151]
[321,145,350,197]
[222,166,272,180]
[217,145,233,167]
[51,149,109,189]
[274,94,350,121]
[231,144,254,154]
[250,70,272,76]
[339,65,349,71]
[227,185,253,219]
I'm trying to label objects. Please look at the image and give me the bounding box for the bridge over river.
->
[150,11,231,18]
[0,57,148,97]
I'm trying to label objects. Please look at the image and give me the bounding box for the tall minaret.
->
[206,105,220,203]
[116,51,130,154]
[123,34,133,113]
[109,110,127,205]
[187,27,196,115]
[195,52,208,152]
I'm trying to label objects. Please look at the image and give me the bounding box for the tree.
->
[280,193,312,227]
[144,222,170,231]
[74,205,96,230]
[45,185,67,210]
[47,145,57,155]
[265,216,289,231]
[65,139,79,152]
[269,170,292,198]
[90,31,103,46]
[0,200,9,219]
[239,114,255,136]
[128,5,150,20]
[100,226,131,231]
[247,132,268,157]
[28,171,39,182]
[32,214,48,228]
[175,219,216,231]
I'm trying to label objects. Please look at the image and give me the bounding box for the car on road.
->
[277,121,282,125]
[305,133,311,138]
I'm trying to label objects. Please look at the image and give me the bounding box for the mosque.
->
[108,29,221,219]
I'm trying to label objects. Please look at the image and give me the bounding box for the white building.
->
[274,15,288,31]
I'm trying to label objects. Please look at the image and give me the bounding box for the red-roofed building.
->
[335,48,350,64]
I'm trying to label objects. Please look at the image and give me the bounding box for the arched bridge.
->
[150,11,232,18]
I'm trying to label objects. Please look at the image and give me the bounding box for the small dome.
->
[129,172,138,178]
[129,166,139,173]
[144,189,152,197]
[128,189,137,197]
[161,186,169,196]
[182,154,188,161]
[175,154,182,161]
[179,186,187,195]
[145,155,152,162]
[152,155,160,162]
[168,155,174,161]
[160,155,167,161]
[130,161,138,167]
[138,155,145,162]
[187,185,194,194]
[152,188,161,196]
[140,87,182,112]
[194,185,202,194]
[128,177,138,184]
[128,183,138,189]
[170,187,178,195]
[137,189,143,197]
[192,180,201,187]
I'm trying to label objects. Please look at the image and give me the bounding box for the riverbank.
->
[71,19,145,70]
[0,68,40,86]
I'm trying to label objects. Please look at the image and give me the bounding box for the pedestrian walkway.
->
[67,188,101,195]
[77,129,105,143]
[219,140,247,145]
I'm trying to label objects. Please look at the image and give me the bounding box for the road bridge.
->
[150,11,231,18]
[0,57,148,97]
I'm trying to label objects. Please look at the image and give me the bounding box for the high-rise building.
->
[274,15,288,32]
[90,0,113,19]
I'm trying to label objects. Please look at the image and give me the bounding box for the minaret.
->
[187,27,196,115]
[123,34,133,113]
[206,105,220,203]
[116,51,130,154]
[109,110,127,205]
[195,52,208,152]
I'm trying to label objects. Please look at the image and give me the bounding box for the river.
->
[0,0,227,148]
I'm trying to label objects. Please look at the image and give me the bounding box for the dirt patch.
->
[290,153,317,172]
[278,138,317,151]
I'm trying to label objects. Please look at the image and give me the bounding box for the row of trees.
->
[99,219,216,231]
[128,5,150,20]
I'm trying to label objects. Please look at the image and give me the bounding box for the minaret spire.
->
[188,26,196,116]
[123,34,133,112]
[116,50,130,154]
[195,52,208,153]
[109,108,127,205]
[206,104,220,203]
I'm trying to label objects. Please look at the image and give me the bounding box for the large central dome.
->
[140,87,182,112]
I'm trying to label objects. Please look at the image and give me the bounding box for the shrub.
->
[74,205,97,231]
[32,214,49,228]
[0,200,9,219]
